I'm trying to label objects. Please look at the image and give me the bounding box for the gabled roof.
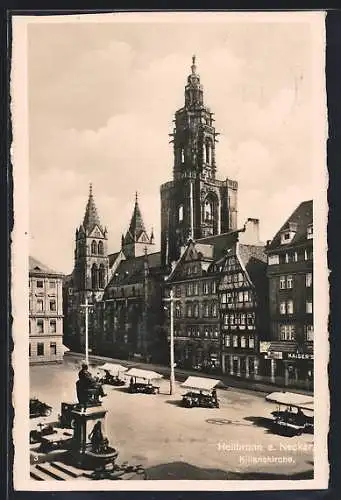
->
[82,184,104,234]
[196,231,241,260]
[105,252,161,289]
[238,244,267,268]
[267,200,313,252]
[29,256,63,276]
[108,251,120,268]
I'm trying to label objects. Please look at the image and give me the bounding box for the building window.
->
[175,302,181,318]
[240,313,246,329]
[49,320,57,333]
[246,313,255,329]
[175,286,181,297]
[224,314,229,325]
[192,283,198,295]
[286,275,293,289]
[37,342,44,356]
[203,302,210,317]
[98,240,104,255]
[221,293,227,304]
[240,336,246,348]
[280,324,295,341]
[249,336,255,348]
[225,335,230,347]
[279,301,286,314]
[29,320,31,334]
[268,254,279,265]
[91,263,98,289]
[233,335,238,347]
[37,319,44,333]
[211,281,216,294]
[306,301,313,314]
[287,300,294,315]
[99,264,106,289]
[186,283,193,296]
[49,280,56,289]
[213,329,219,338]
[37,299,44,312]
[178,204,184,222]
[181,148,185,163]
[204,328,209,337]
[305,325,314,341]
[36,280,44,288]
[203,282,209,295]
[285,253,289,264]
[49,300,56,312]
[294,252,298,262]
[193,303,199,318]
[186,304,193,317]
[279,276,286,289]
[50,342,57,355]
[212,303,218,317]
[29,343,31,357]
[306,273,313,287]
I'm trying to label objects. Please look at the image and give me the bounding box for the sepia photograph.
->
[11,11,329,491]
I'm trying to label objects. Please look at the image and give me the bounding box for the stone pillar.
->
[237,357,241,377]
[254,357,260,379]
[245,356,250,379]
[271,358,276,382]
[229,355,234,375]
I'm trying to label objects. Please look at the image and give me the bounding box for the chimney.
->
[239,218,260,245]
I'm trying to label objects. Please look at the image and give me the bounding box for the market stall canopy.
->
[266,392,314,412]
[97,363,128,374]
[181,376,221,392]
[125,368,163,381]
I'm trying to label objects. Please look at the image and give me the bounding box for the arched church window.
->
[178,204,184,222]
[91,240,97,255]
[91,263,98,289]
[205,198,213,221]
[205,139,212,165]
[99,264,106,289]
[98,240,104,255]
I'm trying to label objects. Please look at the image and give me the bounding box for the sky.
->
[27,14,321,274]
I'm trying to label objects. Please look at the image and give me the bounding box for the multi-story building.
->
[264,200,314,387]
[29,257,64,364]
[219,225,268,379]
[160,56,238,268]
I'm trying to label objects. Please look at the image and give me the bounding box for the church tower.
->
[74,184,109,296]
[160,56,238,266]
[121,192,155,258]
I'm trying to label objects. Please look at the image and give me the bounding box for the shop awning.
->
[125,368,163,381]
[266,391,314,411]
[181,376,221,391]
[268,342,313,354]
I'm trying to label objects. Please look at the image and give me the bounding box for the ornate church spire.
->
[185,54,204,108]
[127,191,146,239]
[83,183,102,232]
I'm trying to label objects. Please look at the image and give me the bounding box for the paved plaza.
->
[30,361,314,480]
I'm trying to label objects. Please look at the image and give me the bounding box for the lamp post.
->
[164,289,175,395]
[80,295,94,366]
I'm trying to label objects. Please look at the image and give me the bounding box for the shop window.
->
[37,342,44,356]
[305,325,314,341]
